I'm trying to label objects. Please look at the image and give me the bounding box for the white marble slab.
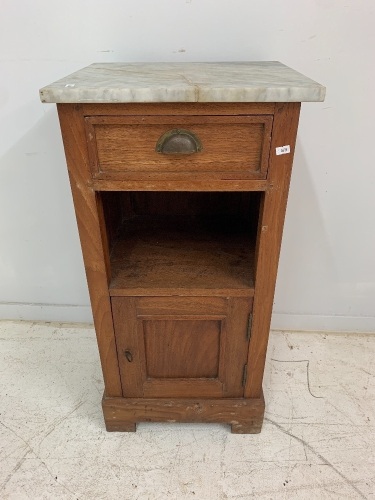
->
[39,62,325,103]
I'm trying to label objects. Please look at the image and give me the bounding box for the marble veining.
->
[39,62,325,103]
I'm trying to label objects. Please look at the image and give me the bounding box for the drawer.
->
[85,115,273,181]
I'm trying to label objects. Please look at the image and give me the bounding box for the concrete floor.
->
[0,321,374,499]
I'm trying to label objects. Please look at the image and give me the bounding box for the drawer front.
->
[85,115,272,180]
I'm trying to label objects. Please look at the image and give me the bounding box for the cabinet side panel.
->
[245,102,301,398]
[57,103,122,397]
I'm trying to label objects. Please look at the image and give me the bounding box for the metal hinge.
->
[246,313,253,341]
[242,364,248,387]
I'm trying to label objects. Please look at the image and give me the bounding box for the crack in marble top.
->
[39,62,325,103]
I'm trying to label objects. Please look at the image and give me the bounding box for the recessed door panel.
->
[143,319,220,378]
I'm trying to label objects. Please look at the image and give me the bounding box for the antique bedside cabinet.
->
[40,62,325,433]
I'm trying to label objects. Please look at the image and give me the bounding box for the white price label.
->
[275,145,290,155]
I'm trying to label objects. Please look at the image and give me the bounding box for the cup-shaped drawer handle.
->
[156,129,202,155]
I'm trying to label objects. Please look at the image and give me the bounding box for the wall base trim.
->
[1,303,374,333]
[271,313,375,334]
[0,302,93,323]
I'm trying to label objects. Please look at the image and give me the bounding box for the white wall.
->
[1,0,374,331]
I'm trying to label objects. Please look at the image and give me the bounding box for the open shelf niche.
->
[100,191,261,296]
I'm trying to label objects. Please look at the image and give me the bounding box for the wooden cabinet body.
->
[41,60,324,433]
[56,101,300,433]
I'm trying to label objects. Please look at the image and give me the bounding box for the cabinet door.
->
[112,296,252,398]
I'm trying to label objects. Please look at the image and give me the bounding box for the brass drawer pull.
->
[156,129,202,155]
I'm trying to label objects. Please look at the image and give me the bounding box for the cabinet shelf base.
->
[102,392,265,434]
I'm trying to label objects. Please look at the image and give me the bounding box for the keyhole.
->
[124,350,133,362]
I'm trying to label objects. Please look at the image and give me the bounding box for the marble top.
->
[40,62,325,104]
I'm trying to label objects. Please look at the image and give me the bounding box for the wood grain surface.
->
[92,179,269,191]
[143,319,220,378]
[245,102,301,398]
[85,115,272,180]
[106,191,258,296]
[57,99,300,432]
[109,218,255,296]
[57,104,122,397]
[111,296,252,399]
[102,392,265,434]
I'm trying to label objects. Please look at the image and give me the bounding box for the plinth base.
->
[102,392,265,434]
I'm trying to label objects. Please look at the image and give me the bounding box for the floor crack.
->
[271,358,324,399]
[265,417,367,499]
